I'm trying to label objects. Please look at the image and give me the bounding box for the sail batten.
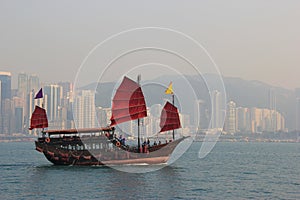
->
[160,101,181,133]
[29,106,48,130]
[110,76,147,126]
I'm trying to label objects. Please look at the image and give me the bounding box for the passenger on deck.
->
[147,138,150,146]
[121,137,126,145]
[153,141,157,146]
[142,141,147,153]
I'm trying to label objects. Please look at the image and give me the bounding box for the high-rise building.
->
[14,107,23,133]
[18,73,28,98]
[0,71,11,101]
[12,97,25,133]
[0,71,12,134]
[249,107,285,133]
[268,88,277,132]
[44,85,62,124]
[73,90,96,128]
[96,107,111,127]
[28,74,40,92]
[194,100,203,130]
[58,82,72,99]
[211,90,222,129]
[17,73,29,128]
[250,107,263,133]
[236,107,251,133]
[224,101,237,134]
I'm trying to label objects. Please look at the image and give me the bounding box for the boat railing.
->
[43,127,114,137]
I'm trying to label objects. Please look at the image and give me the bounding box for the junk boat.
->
[31,76,187,165]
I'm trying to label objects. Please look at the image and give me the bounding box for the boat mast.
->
[41,91,45,133]
[172,94,175,140]
[137,75,141,153]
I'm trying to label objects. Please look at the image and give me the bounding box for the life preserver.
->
[105,132,110,137]
[45,137,51,143]
[116,141,121,147]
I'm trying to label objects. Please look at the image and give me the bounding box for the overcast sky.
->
[0,0,299,89]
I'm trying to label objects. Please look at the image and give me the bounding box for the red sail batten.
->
[160,101,181,133]
[110,76,147,126]
[29,106,48,130]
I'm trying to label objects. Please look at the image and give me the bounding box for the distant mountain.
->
[80,74,296,130]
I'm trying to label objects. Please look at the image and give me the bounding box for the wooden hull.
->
[35,137,186,166]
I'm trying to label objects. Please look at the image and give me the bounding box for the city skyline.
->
[0,70,294,136]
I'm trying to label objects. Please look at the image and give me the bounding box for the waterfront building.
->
[211,90,222,129]
[236,107,251,133]
[28,74,40,93]
[224,100,237,134]
[194,99,208,131]
[73,90,96,129]
[18,73,28,98]
[44,85,62,121]
[96,107,111,127]
[0,71,12,134]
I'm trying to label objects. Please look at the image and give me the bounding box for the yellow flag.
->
[165,82,173,94]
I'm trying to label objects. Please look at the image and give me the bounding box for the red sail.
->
[110,76,147,126]
[160,101,181,133]
[29,106,48,130]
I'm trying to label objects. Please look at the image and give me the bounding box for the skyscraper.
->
[28,74,40,92]
[194,100,202,130]
[0,71,12,134]
[58,82,72,98]
[96,107,111,127]
[44,85,62,122]
[0,71,11,101]
[73,90,96,128]
[250,107,263,133]
[268,88,277,132]
[236,107,251,133]
[18,73,28,98]
[17,73,30,129]
[211,90,222,129]
[224,101,237,134]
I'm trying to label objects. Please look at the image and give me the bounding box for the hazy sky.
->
[0,0,299,89]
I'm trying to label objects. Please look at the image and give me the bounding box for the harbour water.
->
[0,142,299,199]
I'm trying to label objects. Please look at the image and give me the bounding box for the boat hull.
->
[35,137,185,166]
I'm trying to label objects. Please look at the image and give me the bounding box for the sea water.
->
[0,142,299,199]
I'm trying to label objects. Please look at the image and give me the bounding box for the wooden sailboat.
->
[33,76,187,165]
